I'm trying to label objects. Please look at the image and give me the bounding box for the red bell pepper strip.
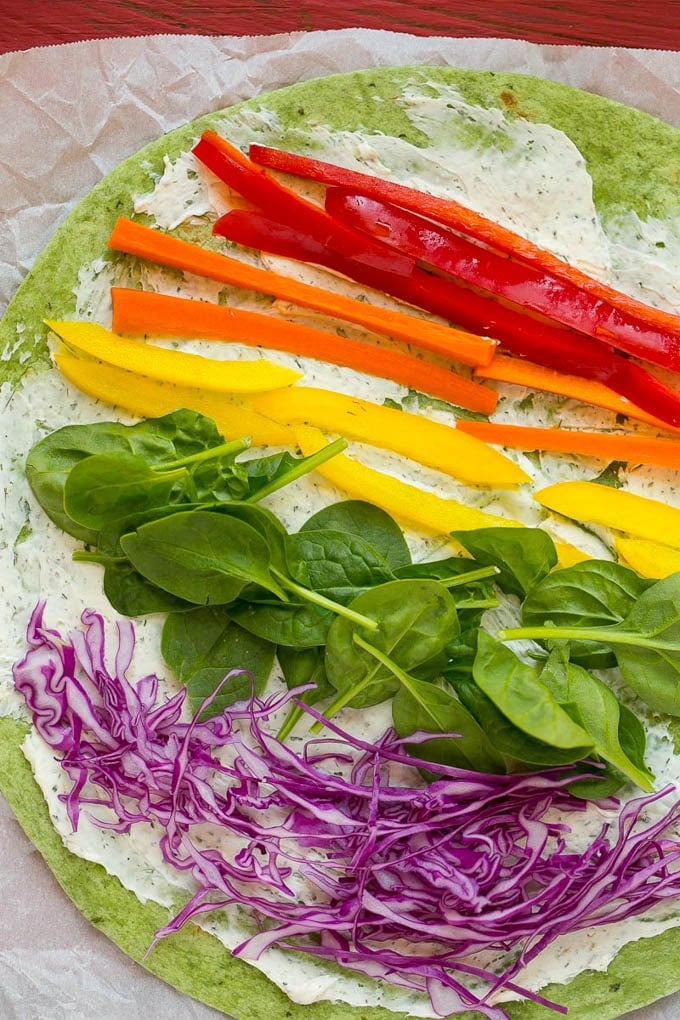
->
[326,189,680,373]
[192,131,413,276]
[199,130,601,377]
[215,207,680,427]
[215,207,517,343]
[249,143,680,372]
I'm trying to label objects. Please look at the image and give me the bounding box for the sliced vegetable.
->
[456,419,680,471]
[215,208,680,428]
[615,537,680,578]
[536,480,680,548]
[16,603,680,1020]
[474,353,677,431]
[328,188,680,371]
[110,287,498,412]
[107,217,498,373]
[54,352,294,446]
[292,424,520,536]
[214,206,512,358]
[193,129,416,275]
[254,386,529,487]
[46,319,299,393]
[195,131,524,378]
[250,143,680,372]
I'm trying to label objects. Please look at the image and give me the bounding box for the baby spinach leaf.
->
[161,606,275,717]
[187,668,259,718]
[392,676,506,773]
[472,631,595,751]
[278,645,330,695]
[395,558,497,617]
[539,649,654,790]
[394,556,482,582]
[276,645,334,740]
[243,449,313,496]
[214,502,289,575]
[63,453,188,530]
[285,529,395,605]
[25,409,233,543]
[228,599,334,648]
[452,674,593,767]
[523,560,654,629]
[323,579,459,712]
[450,527,557,598]
[609,572,680,716]
[564,762,630,800]
[299,500,411,570]
[617,702,650,776]
[443,625,481,683]
[102,558,192,617]
[185,451,249,502]
[244,439,348,503]
[120,510,286,605]
[503,572,680,716]
[521,559,654,668]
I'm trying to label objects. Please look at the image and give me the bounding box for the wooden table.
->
[1,0,679,52]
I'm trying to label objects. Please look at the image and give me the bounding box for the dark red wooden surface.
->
[1,0,679,53]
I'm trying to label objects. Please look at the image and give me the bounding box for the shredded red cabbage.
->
[13,603,680,1019]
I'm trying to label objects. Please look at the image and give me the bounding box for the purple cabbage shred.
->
[12,602,680,1019]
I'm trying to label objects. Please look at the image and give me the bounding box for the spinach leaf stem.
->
[245,437,348,503]
[271,566,378,631]
[498,624,679,651]
[156,436,251,471]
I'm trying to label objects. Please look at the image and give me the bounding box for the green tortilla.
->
[2,66,680,1020]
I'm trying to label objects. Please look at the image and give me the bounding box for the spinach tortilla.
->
[2,66,680,1020]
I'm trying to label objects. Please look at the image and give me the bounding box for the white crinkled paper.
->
[1,29,680,1020]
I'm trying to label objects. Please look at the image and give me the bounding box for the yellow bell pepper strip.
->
[254,386,529,488]
[292,424,520,535]
[552,542,592,567]
[456,419,680,472]
[615,537,680,578]
[474,353,678,432]
[45,320,300,395]
[110,287,498,413]
[54,352,295,447]
[107,217,498,373]
[535,480,680,549]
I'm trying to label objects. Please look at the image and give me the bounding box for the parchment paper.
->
[1,28,679,1020]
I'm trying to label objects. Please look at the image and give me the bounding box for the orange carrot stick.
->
[474,353,678,432]
[109,288,497,415]
[456,419,680,470]
[107,217,497,369]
